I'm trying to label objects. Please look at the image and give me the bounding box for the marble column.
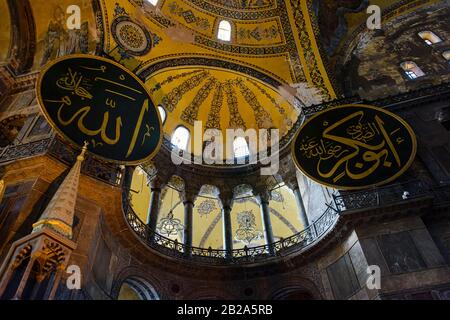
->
[292,183,310,228]
[122,166,135,191]
[258,189,275,256]
[182,190,197,253]
[220,193,234,258]
[146,178,163,238]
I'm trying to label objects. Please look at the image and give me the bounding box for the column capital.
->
[219,190,234,210]
[254,186,271,205]
[284,178,299,192]
[124,165,136,177]
[181,186,200,205]
[149,176,165,192]
[257,187,275,256]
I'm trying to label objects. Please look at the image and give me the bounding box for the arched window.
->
[233,137,249,158]
[443,51,450,61]
[157,105,166,124]
[400,61,425,80]
[171,126,190,151]
[217,20,232,42]
[418,31,442,45]
[145,0,159,6]
[118,278,160,300]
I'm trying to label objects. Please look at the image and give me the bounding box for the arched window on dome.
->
[418,31,442,46]
[217,20,232,42]
[145,0,159,6]
[400,61,425,80]
[157,105,166,125]
[171,126,190,151]
[443,51,450,64]
[233,137,250,158]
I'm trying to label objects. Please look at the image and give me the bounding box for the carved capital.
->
[219,190,234,210]
[149,176,165,191]
[181,185,200,204]
[284,177,299,191]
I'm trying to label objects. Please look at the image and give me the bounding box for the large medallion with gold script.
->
[292,104,417,190]
[36,54,162,164]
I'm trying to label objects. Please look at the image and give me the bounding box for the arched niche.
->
[117,277,160,300]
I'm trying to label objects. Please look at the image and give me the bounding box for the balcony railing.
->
[0,137,53,162]
[301,82,450,118]
[0,137,122,186]
[333,180,430,212]
[123,189,340,265]
[122,179,439,265]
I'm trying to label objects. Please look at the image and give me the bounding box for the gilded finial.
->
[77,141,89,161]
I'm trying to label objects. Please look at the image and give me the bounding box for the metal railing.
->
[0,137,53,162]
[333,180,431,212]
[0,136,122,186]
[300,82,450,118]
[122,189,340,265]
[122,179,439,265]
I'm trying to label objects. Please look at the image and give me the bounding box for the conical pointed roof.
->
[32,142,88,239]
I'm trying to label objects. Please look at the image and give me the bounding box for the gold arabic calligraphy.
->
[44,64,155,158]
[300,111,404,183]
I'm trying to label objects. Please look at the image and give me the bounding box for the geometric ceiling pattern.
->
[98,0,337,145]
[1,0,337,252]
[148,67,299,146]
[4,0,340,149]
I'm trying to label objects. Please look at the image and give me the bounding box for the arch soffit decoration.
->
[267,277,323,300]
[111,266,167,300]
[105,0,337,98]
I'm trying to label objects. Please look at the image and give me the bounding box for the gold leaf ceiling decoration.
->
[4,0,444,251]
[99,0,337,149]
[147,67,298,140]
[2,0,340,151]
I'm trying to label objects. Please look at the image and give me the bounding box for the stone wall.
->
[339,2,450,100]
[318,217,450,300]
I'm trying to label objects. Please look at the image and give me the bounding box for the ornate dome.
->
[102,0,337,154]
[1,0,450,303]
